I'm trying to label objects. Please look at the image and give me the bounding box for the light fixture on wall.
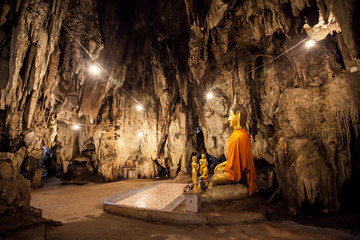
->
[206,92,213,100]
[89,64,101,75]
[138,131,144,137]
[72,124,80,130]
[136,105,144,111]
[42,2,323,112]
[305,39,316,48]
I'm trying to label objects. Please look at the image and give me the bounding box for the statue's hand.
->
[214,161,227,172]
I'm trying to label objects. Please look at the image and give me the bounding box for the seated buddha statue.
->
[210,103,258,196]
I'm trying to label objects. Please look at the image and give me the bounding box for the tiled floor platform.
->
[104,183,188,212]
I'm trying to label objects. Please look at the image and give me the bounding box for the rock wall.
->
[0,0,359,215]
[185,0,360,213]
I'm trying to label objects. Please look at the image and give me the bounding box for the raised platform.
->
[104,183,187,212]
[103,182,264,225]
[206,184,248,202]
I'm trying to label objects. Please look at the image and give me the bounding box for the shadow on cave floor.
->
[253,158,360,234]
[267,202,360,235]
[4,212,358,240]
[41,212,360,240]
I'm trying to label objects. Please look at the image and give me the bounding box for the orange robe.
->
[225,128,258,196]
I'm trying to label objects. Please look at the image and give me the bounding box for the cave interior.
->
[0,0,360,236]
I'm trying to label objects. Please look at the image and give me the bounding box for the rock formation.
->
[0,0,359,224]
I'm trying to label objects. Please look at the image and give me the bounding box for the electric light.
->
[305,39,316,48]
[89,64,100,75]
[206,92,213,100]
[136,105,144,111]
[72,124,80,130]
[138,131,144,137]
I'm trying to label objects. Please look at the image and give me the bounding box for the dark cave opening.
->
[157,158,173,179]
[353,0,360,59]
[340,123,360,213]
[41,147,57,179]
[254,158,278,202]
[300,0,319,28]
[195,126,206,153]
[329,33,346,70]
[20,146,58,188]
[0,110,10,152]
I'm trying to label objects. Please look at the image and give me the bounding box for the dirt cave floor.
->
[4,177,360,240]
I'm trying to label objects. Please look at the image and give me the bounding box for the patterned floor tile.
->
[105,183,187,212]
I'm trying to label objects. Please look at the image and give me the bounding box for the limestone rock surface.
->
[0,0,359,216]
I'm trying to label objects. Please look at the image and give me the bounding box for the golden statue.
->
[211,103,258,196]
[199,154,205,167]
[191,156,199,186]
[199,154,208,179]
[199,154,209,190]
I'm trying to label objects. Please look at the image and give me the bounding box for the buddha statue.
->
[210,103,258,196]
[199,154,205,166]
[199,155,209,189]
[199,154,208,177]
[191,156,199,186]
[199,154,206,174]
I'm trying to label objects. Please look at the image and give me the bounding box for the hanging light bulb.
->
[72,124,80,130]
[136,105,144,111]
[89,64,100,75]
[206,92,213,100]
[138,131,144,137]
[305,39,316,48]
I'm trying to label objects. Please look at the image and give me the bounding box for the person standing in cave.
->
[211,103,258,196]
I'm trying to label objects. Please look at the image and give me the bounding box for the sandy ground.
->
[4,177,360,240]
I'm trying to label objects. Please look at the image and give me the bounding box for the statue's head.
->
[192,156,197,162]
[228,103,247,129]
[201,154,205,159]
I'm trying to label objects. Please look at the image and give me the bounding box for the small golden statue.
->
[199,154,209,189]
[199,154,205,167]
[191,156,199,187]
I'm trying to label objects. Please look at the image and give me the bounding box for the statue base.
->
[206,184,247,203]
[184,190,201,213]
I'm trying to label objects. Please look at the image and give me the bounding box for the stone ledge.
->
[206,184,248,203]
[103,203,264,226]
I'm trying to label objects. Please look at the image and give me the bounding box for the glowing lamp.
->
[206,92,213,100]
[138,131,144,137]
[305,39,316,48]
[89,64,100,75]
[72,124,80,130]
[136,105,144,111]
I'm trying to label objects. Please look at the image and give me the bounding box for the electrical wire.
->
[35,0,325,136]
[39,1,142,105]
[209,31,319,90]
[57,118,196,136]
[40,1,319,103]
